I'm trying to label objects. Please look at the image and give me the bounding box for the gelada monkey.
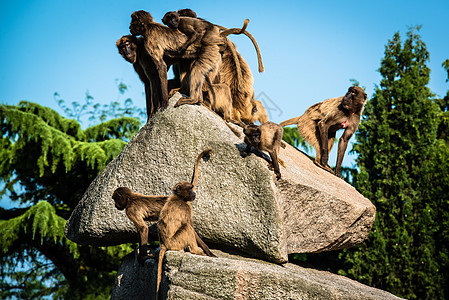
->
[280,86,367,177]
[116,35,164,119]
[241,122,285,180]
[112,186,166,263]
[156,149,215,298]
[112,151,214,264]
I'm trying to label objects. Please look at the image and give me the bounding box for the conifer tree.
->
[339,27,445,299]
[0,100,141,299]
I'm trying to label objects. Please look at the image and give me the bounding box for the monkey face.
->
[119,41,137,64]
[243,125,261,145]
[130,11,153,36]
[173,182,196,201]
[113,187,131,210]
[162,12,179,29]
[342,86,367,111]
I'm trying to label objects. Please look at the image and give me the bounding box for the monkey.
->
[251,100,269,124]
[177,8,197,18]
[241,122,285,180]
[156,149,215,298]
[112,186,167,263]
[280,86,367,177]
[116,35,164,119]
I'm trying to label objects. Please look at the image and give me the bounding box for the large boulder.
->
[65,94,375,263]
[111,250,403,300]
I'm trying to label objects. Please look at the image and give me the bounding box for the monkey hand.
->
[240,151,249,158]
[169,88,180,97]
[276,172,281,180]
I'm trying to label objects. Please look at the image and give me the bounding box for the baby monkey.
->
[241,122,285,180]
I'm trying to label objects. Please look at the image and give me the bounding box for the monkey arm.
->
[335,126,355,177]
[179,26,201,53]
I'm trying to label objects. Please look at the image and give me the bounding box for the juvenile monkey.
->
[241,122,284,180]
[156,149,215,298]
[280,86,367,177]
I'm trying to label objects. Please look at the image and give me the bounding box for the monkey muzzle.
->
[190,191,196,200]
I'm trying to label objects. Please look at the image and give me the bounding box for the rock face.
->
[111,250,403,300]
[65,94,375,263]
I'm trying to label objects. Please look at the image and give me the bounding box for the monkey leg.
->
[269,150,281,180]
[188,44,221,104]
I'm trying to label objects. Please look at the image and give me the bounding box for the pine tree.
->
[338,27,445,299]
[0,101,141,299]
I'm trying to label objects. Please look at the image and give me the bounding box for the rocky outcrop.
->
[65,93,375,263]
[111,250,403,300]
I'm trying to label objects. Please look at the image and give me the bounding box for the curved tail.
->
[219,19,249,37]
[194,230,216,257]
[241,30,264,72]
[280,116,301,127]
[220,19,264,73]
[191,148,214,190]
[156,247,166,300]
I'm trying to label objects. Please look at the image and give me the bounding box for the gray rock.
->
[65,93,375,263]
[111,250,403,300]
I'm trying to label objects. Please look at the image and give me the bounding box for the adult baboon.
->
[116,35,163,119]
[156,149,215,298]
[280,86,367,177]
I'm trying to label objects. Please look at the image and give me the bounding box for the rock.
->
[65,93,375,263]
[111,250,403,300]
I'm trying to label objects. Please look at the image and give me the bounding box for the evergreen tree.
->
[339,27,446,299]
[0,100,141,299]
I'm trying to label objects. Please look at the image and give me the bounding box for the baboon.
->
[251,100,269,124]
[177,8,197,18]
[156,149,215,298]
[280,86,367,177]
[116,35,163,119]
[205,82,233,122]
[241,122,284,180]
[112,187,167,263]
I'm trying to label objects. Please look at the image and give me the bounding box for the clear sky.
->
[1,0,448,169]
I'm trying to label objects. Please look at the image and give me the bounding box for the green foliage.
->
[55,81,146,126]
[339,26,448,299]
[0,99,140,298]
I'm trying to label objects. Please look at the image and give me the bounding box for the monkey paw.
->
[137,253,155,265]
[240,152,249,158]
[169,88,180,97]
[276,172,282,180]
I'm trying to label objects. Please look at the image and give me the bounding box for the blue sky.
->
[1,0,448,171]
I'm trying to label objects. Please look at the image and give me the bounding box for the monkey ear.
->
[364,93,367,100]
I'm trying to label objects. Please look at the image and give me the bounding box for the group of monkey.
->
[113,8,368,298]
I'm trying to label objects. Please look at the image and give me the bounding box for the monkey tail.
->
[156,247,166,300]
[191,148,214,189]
[194,230,216,257]
[225,38,243,90]
[279,117,302,127]
[219,19,249,37]
[241,31,264,73]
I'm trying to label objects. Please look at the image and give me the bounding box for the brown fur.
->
[159,11,224,106]
[241,122,284,180]
[116,35,164,119]
[129,10,219,110]
[156,149,215,299]
[112,186,167,263]
[280,86,367,177]
[251,100,269,124]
